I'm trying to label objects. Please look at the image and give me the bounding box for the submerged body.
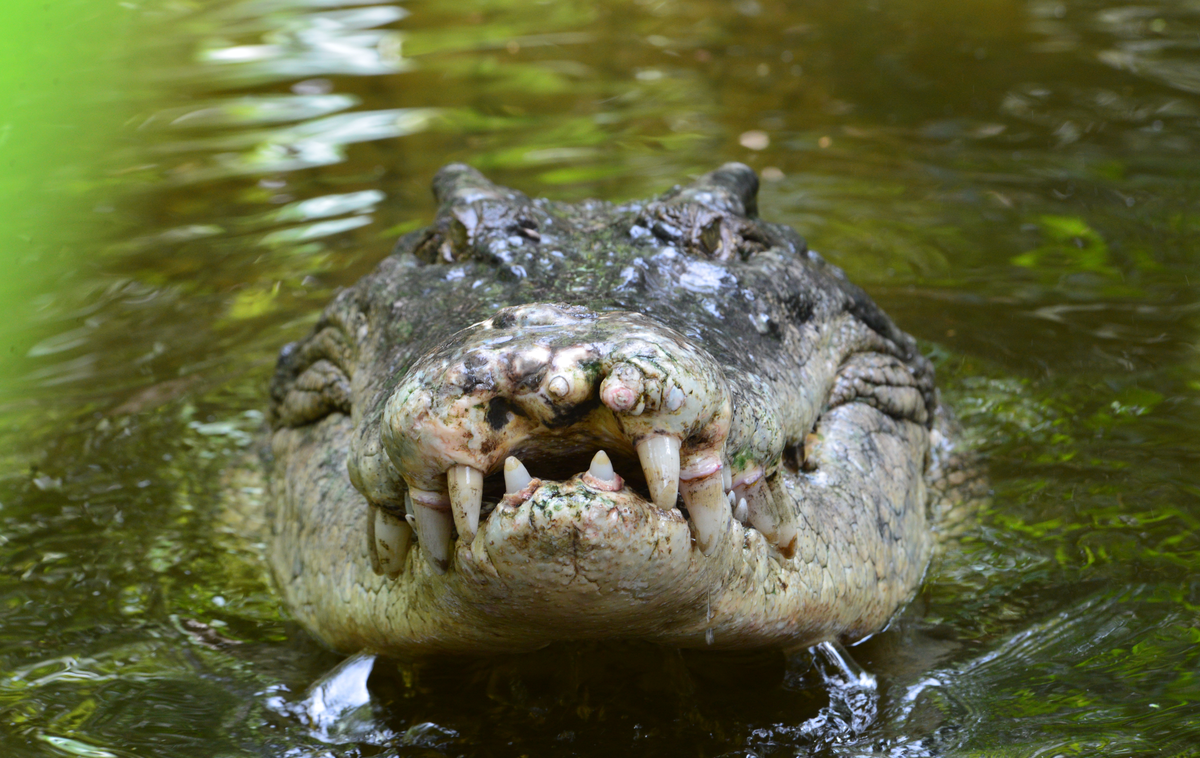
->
[265,164,968,655]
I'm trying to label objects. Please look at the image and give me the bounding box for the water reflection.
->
[153,93,360,128]
[157,107,440,181]
[192,2,410,85]
[135,2,434,178]
[1096,3,1200,93]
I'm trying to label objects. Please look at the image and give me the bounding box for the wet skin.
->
[265,164,972,655]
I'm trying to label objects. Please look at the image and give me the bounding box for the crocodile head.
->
[266,163,953,655]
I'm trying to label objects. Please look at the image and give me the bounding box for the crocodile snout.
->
[354,303,800,575]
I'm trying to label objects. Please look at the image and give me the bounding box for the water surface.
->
[3,0,1200,755]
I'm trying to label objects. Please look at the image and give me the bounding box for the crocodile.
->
[264,163,972,655]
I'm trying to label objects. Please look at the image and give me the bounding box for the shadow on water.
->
[266,642,886,757]
[3,0,1200,755]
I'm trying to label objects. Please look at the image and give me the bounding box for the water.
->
[3,0,1200,755]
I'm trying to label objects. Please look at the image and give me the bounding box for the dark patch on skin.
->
[505,352,549,392]
[578,359,602,383]
[541,396,602,430]
[652,220,681,242]
[876,510,894,542]
[456,354,496,396]
[492,310,519,330]
[780,290,815,326]
[487,397,515,431]
[457,370,492,396]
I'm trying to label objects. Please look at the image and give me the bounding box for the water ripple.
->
[160,108,439,182]
[194,4,410,86]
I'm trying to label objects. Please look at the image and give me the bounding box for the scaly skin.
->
[265,163,968,655]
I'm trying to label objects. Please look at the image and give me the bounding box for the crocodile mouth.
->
[351,302,801,577]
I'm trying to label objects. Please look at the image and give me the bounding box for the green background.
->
[0,0,126,399]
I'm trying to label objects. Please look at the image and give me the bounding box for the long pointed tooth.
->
[722,465,732,494]
[681,474,730,555]
[588,450,616,483]
[413,505,452,573]
[409,488,453,573]
[637,435,680,510]
[447,465,483,540]
[374,507,413,577]
[504,456,532,494]
[744,479,798,556]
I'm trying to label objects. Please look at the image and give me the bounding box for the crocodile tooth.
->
[722,464,733,494]
[447,464,483,540]
[409,488,452,573]
[588,449,615,483]
[681,474,730,555]
[413,506,452,573]
[637,435,680,510]
[733,497,750,525]
[504,456,532,494]
[374,507,413,577]
[583,449,624,491]
[744,479,798,556]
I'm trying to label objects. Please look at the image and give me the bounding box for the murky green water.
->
[3,0,1200,755]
